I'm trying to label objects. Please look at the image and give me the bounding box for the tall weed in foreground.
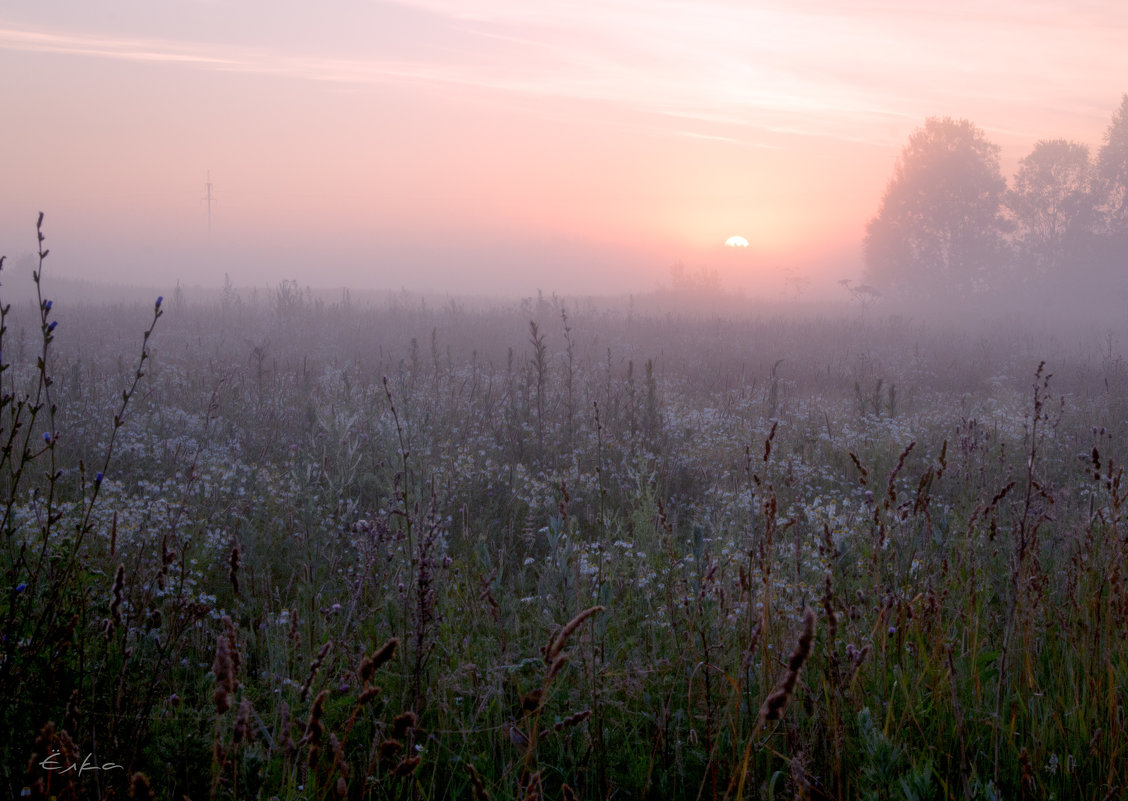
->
[1,215,163,797]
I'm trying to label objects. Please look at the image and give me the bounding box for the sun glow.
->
[725,235,749,248]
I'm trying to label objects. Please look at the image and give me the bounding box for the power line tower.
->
[203,170,216,234]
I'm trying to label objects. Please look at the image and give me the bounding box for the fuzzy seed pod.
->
[545,653,568,686]
[520,688,544,715]
[391,755,421,777]
[357,656,375,685]
[545,606,604,664]
[129,772,155,801]
[392,710,417,739]
[233,698,253,746]
[467,763,490,801]
[212,634,235,714]
[758,607,816,724]
[305,690,328,746]
[301,640,332,702]
[228,543,241,596]
[379,739,403,761]
[554,709,591,731]
[371,637,399,671]
[109,564,125,625]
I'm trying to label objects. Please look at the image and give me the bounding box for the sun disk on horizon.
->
[725,235,749,248]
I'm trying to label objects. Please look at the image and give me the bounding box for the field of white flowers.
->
[4,254,1128,799]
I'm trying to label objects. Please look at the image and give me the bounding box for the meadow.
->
[3,239,1128,799]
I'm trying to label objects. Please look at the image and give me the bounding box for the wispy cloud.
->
[3,0,1126,149]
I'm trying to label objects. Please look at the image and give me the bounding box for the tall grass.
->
[3,220,1127,799]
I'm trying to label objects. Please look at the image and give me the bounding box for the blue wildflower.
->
[156,296,164,308]
[47,321,57,332]
[16,583,27,592]
[43,432,51,443]
[95,471,104,483]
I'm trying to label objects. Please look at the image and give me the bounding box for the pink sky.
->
[2,1,1126,297]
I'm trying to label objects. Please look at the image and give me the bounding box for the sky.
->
[2,1,1127,298]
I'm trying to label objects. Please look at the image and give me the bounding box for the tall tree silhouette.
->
[865,117,1007,295]
[1095,93,1128,237]
[1006,139,1094,276]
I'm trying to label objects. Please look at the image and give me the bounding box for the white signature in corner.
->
[38,751,125,774]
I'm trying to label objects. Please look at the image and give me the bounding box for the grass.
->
[3,220,1128,799]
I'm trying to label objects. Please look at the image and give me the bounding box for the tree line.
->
[865,94,1128,298]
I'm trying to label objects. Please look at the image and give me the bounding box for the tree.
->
[1006,139,1094,276]
[865,117,1008,295]
[1095,93,1128,236]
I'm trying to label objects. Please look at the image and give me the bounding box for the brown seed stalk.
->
[545,605,604,664]
[758,606,815,724]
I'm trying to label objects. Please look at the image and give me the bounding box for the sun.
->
[725,235,749,248]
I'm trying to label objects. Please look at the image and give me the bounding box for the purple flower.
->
[156,296,164,308]
[43,432,51,443]
[95,472,104,483]
[43,299,52,312]
[47,321,58,332]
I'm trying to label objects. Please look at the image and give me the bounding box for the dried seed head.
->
[379,739,403,761]
[554,709,591,731]
[466,762,490,801]
[506,722,529,749]
[545,653,569,687]
[305,690,328,745]
[287,608,300,651]
[790,750,811,801]
[787,606,816,673]
[212,634,235,714]
[65,689,80,732]
[301,640,332,702]
[371,637,399,672]
[358,656,375,685]
[129,772,155,801]
[392,710,417,739]
[233,698,253,746]
[228,543,241,596]
[758,607,816,724]
[110,564,125,625]
[546,606,604,663]
[278,701,296,758]
[822,573,838,644]
[758,685,791,723]
[520,688,544,715]
[391,755,421,777]
[222,615,242,674]
[522,771,543,801]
